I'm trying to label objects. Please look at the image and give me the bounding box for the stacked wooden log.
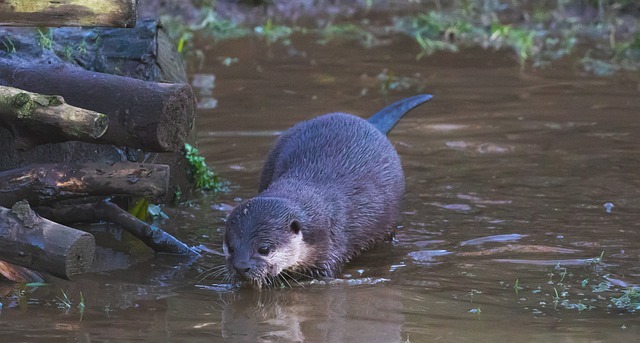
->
[0,2,198,282]
[0,0,138,28]
[0,61,194,151]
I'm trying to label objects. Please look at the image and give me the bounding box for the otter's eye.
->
[257,246,271,255]
[226,245,234,254]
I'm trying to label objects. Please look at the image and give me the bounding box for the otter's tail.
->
[367,94,433,135]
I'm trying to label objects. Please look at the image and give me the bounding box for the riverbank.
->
[148,0,640,77]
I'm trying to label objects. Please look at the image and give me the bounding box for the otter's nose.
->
[233,260,251,275]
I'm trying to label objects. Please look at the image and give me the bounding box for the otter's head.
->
[224,197,311,288]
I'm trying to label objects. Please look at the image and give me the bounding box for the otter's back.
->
[259,113,404,255]
[260,113,401,189]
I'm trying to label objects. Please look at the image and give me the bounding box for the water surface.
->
[2,34,640,342]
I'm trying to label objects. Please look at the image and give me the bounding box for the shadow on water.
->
[2,33,640,341]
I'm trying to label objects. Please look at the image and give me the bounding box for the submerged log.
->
[0,162,170,207]
[0,61,195,152]
[37,200,195,255]
[0,0,138,28]
[0,85,109,148]
[0,201,95,280]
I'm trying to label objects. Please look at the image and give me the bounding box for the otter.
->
[224,94,433,288]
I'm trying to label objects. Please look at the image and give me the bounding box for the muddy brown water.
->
[2,35,640,342]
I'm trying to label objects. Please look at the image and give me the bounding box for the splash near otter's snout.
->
[224,94,433,288]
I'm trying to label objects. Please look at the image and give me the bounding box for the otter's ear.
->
[289,219,301,234]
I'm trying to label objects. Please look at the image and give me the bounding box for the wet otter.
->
[224,94,433,288]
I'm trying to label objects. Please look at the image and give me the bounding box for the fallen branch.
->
[0,201,95,280]
[37,200,196,255]
[0,0,137,28]
[0,85,109,147]
[0,61,195,152]
[0,162,169,207]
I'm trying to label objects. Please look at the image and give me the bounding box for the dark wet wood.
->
[0,20,195,202]
[0,60,195,152]
[53,19,187,83]
[0,162,170,207]
[0,201,95,280]
[0,0,137,28]
[37,200,195,255]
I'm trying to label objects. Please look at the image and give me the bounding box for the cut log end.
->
[91,113,110,139]
[0,203,97,280]
[65,233,95,278]
[157,84,196,152]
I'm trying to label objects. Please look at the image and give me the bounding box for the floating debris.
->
[603,202,615,213]
[460,233,527,246]
[458,244,579,256]
[408,249,451,264]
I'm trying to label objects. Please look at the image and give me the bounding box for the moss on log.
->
[0,0,138,28]
[0,85,109,146]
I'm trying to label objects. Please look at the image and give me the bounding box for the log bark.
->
[0,260,45,283]
[0,60,195,152]
[37,200,196,255]
[0,0,138,28]
[0,85,109,148]
[0,201,95,280]
[53,19,188,83]
[0,162,170,207]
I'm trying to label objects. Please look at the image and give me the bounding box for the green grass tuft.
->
[185,143,225,192]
